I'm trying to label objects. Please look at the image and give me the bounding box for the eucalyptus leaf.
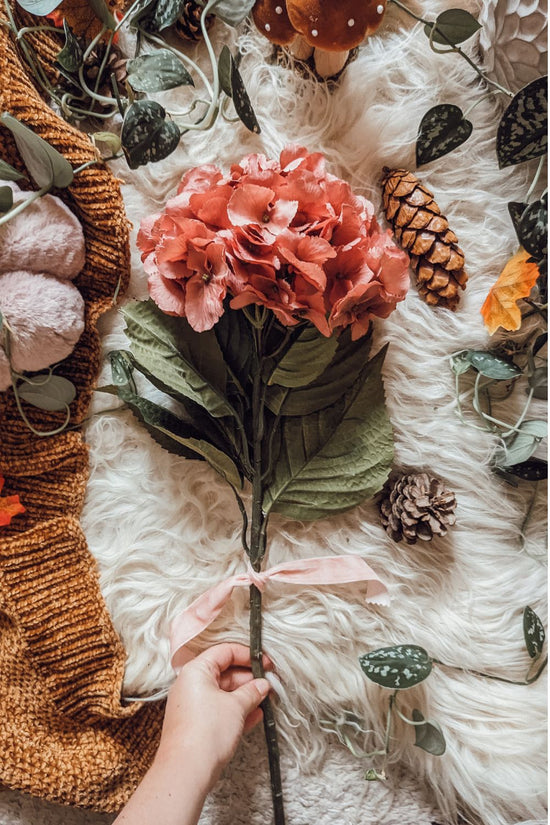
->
[269,327,338,388]
[264,345,393,520]
[497,419,547,468]
[518,193,547,262]
[0,186,13,213]
[0,158,26,182]
[121,100,180,169]
[416,104,472,167]
[497,76,548,169]
[501,458,547,481]
[17,374,76,411]
[0,113,73,189]
[424,8,481,46]
[218,45,233,97]
[15,0,61,13]
[88,0,117,29]
[411,710,447,756]
[359,645,433,689]
[458,350,522,379]
[127,50,194,92]
[122,299,237,419]
[523,606,546,659]
[151,0,186,31]
[56,21,83,73]
[212,0,255,26]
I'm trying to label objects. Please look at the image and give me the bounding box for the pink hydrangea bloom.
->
[137,146,410,337]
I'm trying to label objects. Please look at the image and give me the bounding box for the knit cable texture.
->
[0,4,163,813]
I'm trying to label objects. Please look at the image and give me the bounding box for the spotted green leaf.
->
[455,350,522,379]
[213,0,255,26]
[359,645,433,689]
[497,76,548,169]
[127,49,194,92]
[121,100,180,169]
[56,21,83,73]
[416,104,472,167]
[523,606,545,659]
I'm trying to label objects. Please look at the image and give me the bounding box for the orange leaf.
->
[0,475,25,527]
[53,0,125,42]
[480,248,540,335]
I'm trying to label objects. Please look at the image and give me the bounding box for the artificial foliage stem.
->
[248,323,286,825]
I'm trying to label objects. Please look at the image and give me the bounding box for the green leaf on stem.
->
[17,374,76,411]
[0,159,26,182]
[127,49,194,92]
[424,8,481,46]
[508,201,528,244]
[264,345,393,520]
[214,305,254,395]
[88,0,117,29]
[121,100,180,169]
[359,645,433,689]
[498,458,547,481]
[217,46,260,134]
[0,186,13,213]
[411,710,446,755]
[269,326,338,388]
[151,0,187,31]
[454,349,522,379]
[129,0,158,29]
[495,419,547,468]
[122,300,237,419]
[0,113,74,189]
[15,0,61,14]
[523,606,545,659]
[218,46,233,97]
[56,21,83,73]
[416,104,472,167]
[497,76,548,169]
[212,0,255,27]
[518,192,547,263]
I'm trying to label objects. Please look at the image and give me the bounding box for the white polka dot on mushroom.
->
[311,29,318,36]
[377,4,384,12]
[348,18,354,26]
[275,5,282,12]
[265,22,271,30]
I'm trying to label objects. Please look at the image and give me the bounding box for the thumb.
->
[234,677,270,716]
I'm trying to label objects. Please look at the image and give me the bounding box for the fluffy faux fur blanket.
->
[4,0,546,823]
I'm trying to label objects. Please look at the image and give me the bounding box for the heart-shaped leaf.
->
[127,49,194,92]
[497,76,548,169]
[496,419,547,468]
[508,201,528,243]
[424,8,481,46]
[151,0,186,31]
[0,113,73,189]
[411,709,447,755]
[501,458,547,481]
[17,375,76,411]
[15,0,61,13]
[56,20,83,73]
[359,645,433,689]
[0,158,26,182]
[213,0,255,26]
[416,104,472,167]
[523,606,545,659]
[454,350,522,379]
[121,100,180,169]
[518,193,547,262]
[0,186,13,212]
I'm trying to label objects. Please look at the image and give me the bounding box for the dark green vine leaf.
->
[424,8,481,46]
[0,186,13,212]
[508,201,528,243]
[0,112,73,189]
[411,710,447,756]
[416,104,472,167]
[269,326,338,388]
[129,0,157,29]
[127,49,194,92]
[359,646,433,689]
[497,76,548,169]
[523,606,545,659]
[15,0,60,13]
[121,100,180,169]
[453,349,522,379]
[518,193,547,262]
[264,345,393,520]
[17,375,76,411]
[56,21,83,73]
[218,45,233,97]
[214,304,254,395]
[88,0,117,29]
[151,0,187,31]
[500,458,547,481]
[213,0,255,26]
[0,158,26,182]
[218,47,260,134]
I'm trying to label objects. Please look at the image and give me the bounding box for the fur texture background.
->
[2,0,547,823]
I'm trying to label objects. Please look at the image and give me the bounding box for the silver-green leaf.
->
[17,375,76,411]
[0,159,26,182]
[212,0,255,27]
[121,100,180,169]
[127,49,194,92]
[0,113,73,189]
[411,710,446,755]
[497,76,548,169]
[416,104,472,167]
[523,606,545,659]
[15,0,61,13]
[359,645,433,689]
[496,419,547,468]
[457,350,522,379]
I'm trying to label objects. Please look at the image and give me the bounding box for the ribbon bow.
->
[171,555,389,669]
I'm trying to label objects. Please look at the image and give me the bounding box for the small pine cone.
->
[174,0,214,40]
[379,471,457,544]
[84,42,128,100]
[381,168,468,311]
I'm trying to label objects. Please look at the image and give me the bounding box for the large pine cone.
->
[381,168,468,310]
[379,472,457,544]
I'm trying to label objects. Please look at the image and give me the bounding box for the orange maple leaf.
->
[481,248,540,335]
[0,475,25,527]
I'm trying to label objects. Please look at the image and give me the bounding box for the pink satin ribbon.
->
[171,555,389,669]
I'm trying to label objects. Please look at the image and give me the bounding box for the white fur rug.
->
[4,1,547,823]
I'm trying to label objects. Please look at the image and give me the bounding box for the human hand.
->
[155,642,272,792]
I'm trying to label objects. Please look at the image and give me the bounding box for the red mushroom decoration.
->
[253,0,387,77]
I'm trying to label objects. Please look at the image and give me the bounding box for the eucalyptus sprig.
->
[352,606,547,780]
